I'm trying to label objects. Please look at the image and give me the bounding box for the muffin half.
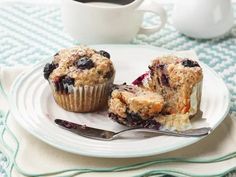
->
[132,56,203,130]
[108,84,164,129]
[146,56,202,116]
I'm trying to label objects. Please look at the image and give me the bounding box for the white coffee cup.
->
[61,0,167,44]
[172,0,234,39]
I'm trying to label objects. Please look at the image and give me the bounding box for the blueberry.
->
[148,65,154,76]
[62,76,75,85]
[161,74,170,87]
[182,59,200,67]
[64,87,69,94]
[109,111,160,129]
[126,112,143,127]
[99,50,110,59]
[54,75,74,93]
[132,73,148,85]
[54,76,64,91]
[144,119,161,129]
[75,57,94,70]
[43,63,58,80]
[104,71,113,79]
[157,64,165,70]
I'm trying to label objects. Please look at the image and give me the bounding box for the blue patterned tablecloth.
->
[0,2,236,176]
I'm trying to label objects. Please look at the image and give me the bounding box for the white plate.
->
[10,45,230,158]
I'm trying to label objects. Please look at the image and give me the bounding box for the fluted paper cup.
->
[49,77,114,112]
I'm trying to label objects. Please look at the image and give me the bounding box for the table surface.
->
[0,1,236,177]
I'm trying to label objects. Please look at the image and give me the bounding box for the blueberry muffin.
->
[108,84,164,129]
[43,46,115,112]
[108,84,193,130]
[132,56,203,130]
[147,56,202,115]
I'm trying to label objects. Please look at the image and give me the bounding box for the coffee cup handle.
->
[137,0,167,35]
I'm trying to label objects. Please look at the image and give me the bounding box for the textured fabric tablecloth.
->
[0,2,236,177]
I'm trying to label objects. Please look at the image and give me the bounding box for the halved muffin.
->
[131,56,203,130]
[108,84,164,129]
[146,56,203,116]
[108,83,194,130]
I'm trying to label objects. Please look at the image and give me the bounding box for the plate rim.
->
[9,44,231,158]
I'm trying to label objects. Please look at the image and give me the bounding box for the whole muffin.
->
[43,46,115,112]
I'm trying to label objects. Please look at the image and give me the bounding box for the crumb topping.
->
[48,46,115,86]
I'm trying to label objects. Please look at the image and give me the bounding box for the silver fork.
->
[55,119,212,141]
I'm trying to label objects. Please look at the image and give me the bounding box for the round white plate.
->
[10,45,230,158]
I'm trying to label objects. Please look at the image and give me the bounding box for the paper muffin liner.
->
[49,77,114,112]
[189,80,202,116]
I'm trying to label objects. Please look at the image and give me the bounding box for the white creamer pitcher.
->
[172,0,234,39]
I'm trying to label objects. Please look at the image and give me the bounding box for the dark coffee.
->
[74,0,136,5]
